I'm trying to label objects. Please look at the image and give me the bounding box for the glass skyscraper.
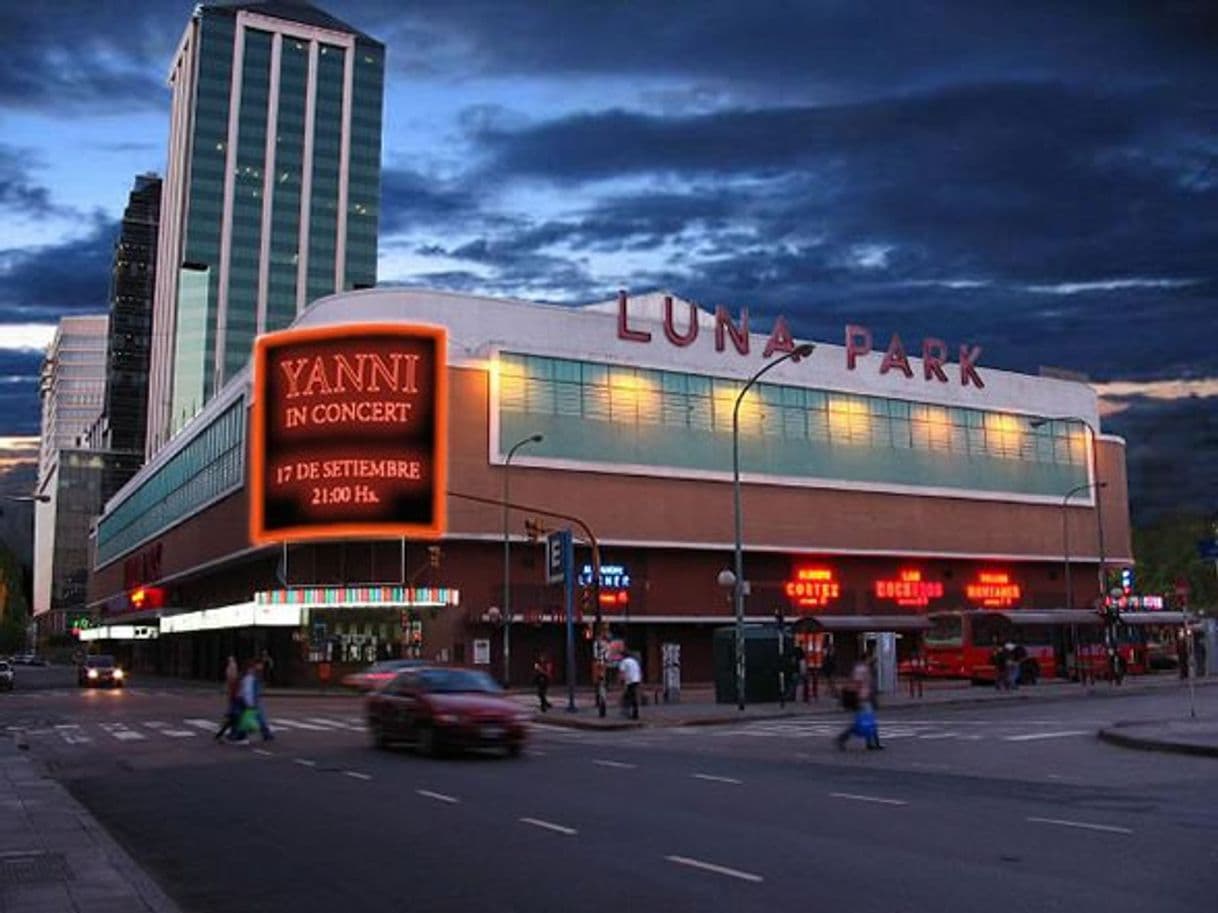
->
[147,1,384,455]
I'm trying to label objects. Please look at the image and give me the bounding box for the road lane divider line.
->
[293,758,317,767]
[416,789,459,804]
[1003,731,1090,742]
[665,855,763,883]
[519,817,577,836]
[1027,817,1132,835]
[829,792,907,806]
[918,732,959,740]
[692,773,742,785]
[253,749,274,757]
[343,771,372,781]
[592,759,637,769]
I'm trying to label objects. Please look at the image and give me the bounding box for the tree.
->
[1133,513,1218,613]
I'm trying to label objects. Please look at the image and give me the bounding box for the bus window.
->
[926,614,962,646]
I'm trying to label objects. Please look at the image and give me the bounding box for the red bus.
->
[924,610,1108,684]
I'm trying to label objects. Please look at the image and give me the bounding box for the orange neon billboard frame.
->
[248,322,448,546]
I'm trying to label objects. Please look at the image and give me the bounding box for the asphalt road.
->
[3,666,1216,913]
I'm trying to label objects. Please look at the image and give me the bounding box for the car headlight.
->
[433,712,460,725]
[113,668,124,679]
[87,669,98,679]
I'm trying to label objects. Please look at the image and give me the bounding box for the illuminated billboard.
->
[966,571,1021,608]
[873,569,944,608]
[784,565,841,608]
[250,323,448,544]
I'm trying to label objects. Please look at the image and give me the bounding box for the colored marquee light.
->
[874,569,944,607]
[966,571,1022,608]
[784,565,841,608]
[128,586,165,610]
[249,323,448,545]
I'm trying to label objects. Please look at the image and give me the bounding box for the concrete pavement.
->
[0,738,181,913]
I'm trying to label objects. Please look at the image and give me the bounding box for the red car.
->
[341,659,429,692]
[365,667,530,758]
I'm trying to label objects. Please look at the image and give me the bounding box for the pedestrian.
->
[820,640,838,697]
[532,651,553,712]
[907,644,925,698]
[239,659,274,742]
[835,657,883,751]
[618,651,642,720]
[260,649,275,686]
[1009,641,1025,690]
[794,644,810,703]
[992,639,1009,691]
[214,655,242,742]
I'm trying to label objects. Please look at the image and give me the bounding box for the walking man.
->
[240,659,274,742]
[532,651,553,712]
[836,656,883,751]
[215,656,242,742]
[619,651,642,720]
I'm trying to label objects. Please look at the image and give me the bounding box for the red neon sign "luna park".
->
[785,566,840,608]
[966,572,1022,608]
[873,569,944,607]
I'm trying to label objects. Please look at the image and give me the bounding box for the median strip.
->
[665,855,763,883]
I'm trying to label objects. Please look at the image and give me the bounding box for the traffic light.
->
[579,584,595,617]
[524,517,544,542]
[427,546,441,568]
[1120,567,1133,593]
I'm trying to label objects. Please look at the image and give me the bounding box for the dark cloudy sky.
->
[1,0,1216,439]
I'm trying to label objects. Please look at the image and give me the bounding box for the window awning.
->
[795,615,931,633]
[993,610,1103,626]
[1118,612,1188,626]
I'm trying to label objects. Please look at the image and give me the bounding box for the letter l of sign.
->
[617,290,652,343]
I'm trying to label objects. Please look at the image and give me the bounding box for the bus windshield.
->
[925,614,963,646]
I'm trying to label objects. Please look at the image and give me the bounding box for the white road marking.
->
[142,722,195,738]
[54,725,92,745]
[272,718,329,731]
[918,732,959,740]
[519,817,577,836]
[1027,817,1133,835]
[99,724,145,742]
[253,749,274,757]
[829,792,908,807]
[1003,730,1090,742]
[293,758,316,767]
[665,855,764,883]
[592,759,637,769]
[343,771,372,781]
[306,717,364,731]
[692,773,742,785]
[416,789,459,804]
[184,719,220,731]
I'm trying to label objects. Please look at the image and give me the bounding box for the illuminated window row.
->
[498,354,1086,467]
[96,399,246,565]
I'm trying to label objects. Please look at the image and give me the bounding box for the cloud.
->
[0,145,66,219]
[0,217,117,323]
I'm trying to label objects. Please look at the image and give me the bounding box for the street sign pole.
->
[562,531,577,712]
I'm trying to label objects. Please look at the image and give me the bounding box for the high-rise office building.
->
[97,174,161,457]
[147,1,385,455]
[37,316,108,483]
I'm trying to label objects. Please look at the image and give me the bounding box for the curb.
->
[1096,723,1218,759]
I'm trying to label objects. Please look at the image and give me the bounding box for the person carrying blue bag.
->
[835,654,883,751]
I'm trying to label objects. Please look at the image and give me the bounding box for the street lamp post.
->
[1061,480,1106,685]
[731,343,815,711]
[502,433,543,687]
[1032,417,1106,601]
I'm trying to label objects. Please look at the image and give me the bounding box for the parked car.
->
[341,658,430,692]
[0,660,13,691]
[366,666,529,757]
[78,655,125,688]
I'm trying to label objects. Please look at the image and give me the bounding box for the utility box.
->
[864,631,898,694]
[713,625,782,703]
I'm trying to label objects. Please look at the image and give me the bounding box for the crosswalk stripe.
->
[305,717,364,731]
[184,719,220,731]
[271,718,330,731]
[143,722,195,738]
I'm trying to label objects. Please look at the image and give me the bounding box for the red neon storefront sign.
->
[874,569,943,607]
[785,566,840,608]
[966,571,1021,608]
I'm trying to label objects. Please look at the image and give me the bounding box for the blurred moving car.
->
[366,666,529,757]
[11,654,46,666]
[0,660,13,691]
[78,655,125,688]
[340,658,429,692]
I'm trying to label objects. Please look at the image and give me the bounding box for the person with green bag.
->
[238,659,274,742]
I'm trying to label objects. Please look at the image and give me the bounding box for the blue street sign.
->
[546,530,569,584]
[1197,539,1218,560]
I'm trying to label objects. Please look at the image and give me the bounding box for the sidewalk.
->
[519,674,1218,730]
[0,738,181,913]
[1098,718,1218,759]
